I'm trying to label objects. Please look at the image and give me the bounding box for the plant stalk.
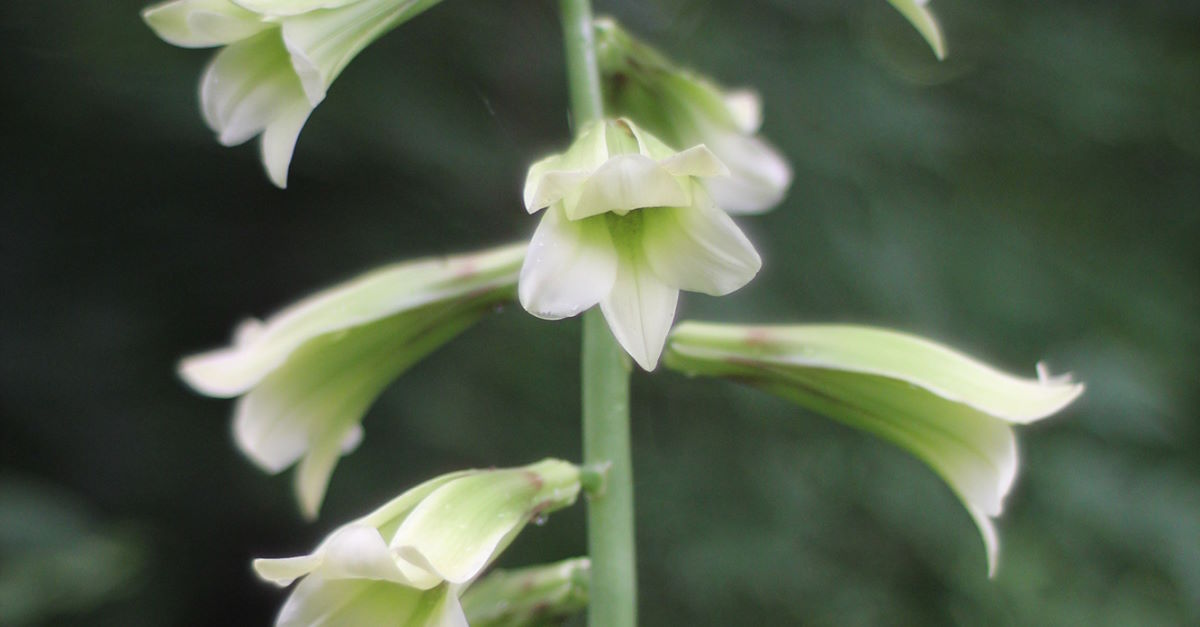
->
[559,0,637,625]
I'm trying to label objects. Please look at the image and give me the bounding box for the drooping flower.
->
[520,118,761,370]
[664,322,1084,576]
[461,558,590,627]
[253,460,582,627]
[178,243,525,518]
[595,17,792,214]
[886,0,946,59]
[142,0,445,187]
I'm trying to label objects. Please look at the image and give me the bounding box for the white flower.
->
[886,0,946,59]
[665,322,1085,576]
[142,0,444,187]
[596,17,792,214]
[178,243,524,518]
[520,119,761,370]
[253,460,582,627]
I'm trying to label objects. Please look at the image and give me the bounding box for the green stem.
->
[559,1,637,625]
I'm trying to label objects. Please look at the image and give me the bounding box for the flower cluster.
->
[143,0,445,187]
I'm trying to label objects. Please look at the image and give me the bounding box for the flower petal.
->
[701,131,792,215]
[275,577,466,627]
[519,207,617,320]
[142,0,268,48]
[641,190,761,296]
[600,248,679,370]
[566,155,690,220]
[260,96,314,188]
[723,89,763,134]
[231,0,362,16]
[657,144,730,179]
[199,29,309,147]
[886,0,947,60]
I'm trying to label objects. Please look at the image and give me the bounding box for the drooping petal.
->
[599,246,679,371]
[723,89,763,134]
[886,0,947,60]
[390,460,581,585]
[260,97,314,188]
[664,322,1085,575]
[519,207,618,320]
[641,189,761,296]
[142,0,268,48]
[199,29,311,148]
[275,577,466,627]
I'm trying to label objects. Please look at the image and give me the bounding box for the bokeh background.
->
[2,0,1198,625]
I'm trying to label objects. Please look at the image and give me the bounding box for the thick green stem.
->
[559,1,637,625]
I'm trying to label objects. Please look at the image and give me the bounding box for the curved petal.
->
[275,577,466,627]
[260,96,314,188]
[723,89,763,134]
[701,131,793,215]
[886,0,947,60]
[199,30,309,147]
[641,191,761,296]
[231,0,363,16]
[600,248,679,370]
[142,0,267,48]
[657,144,729,179]
[567,155,690,220]
[519,207,617,320]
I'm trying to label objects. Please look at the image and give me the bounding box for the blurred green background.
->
[2,0,1197,625]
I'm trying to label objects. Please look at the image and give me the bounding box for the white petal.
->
[641,191,761,296]
[567,155,691,220]
[657,144,730,179]
[199,30,309,147]
[253,554,324,587]
[311,524,413,583]
[702,132,792,215]
[886,0,947,60]
[142,0,267,48]
[600,250,679,370]
[275,576,462,627]
[519,207,617,320]
[723,89,763,134]
[231,0,361,16]
[260,97,314,188]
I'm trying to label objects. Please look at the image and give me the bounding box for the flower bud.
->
[461,558,589,627]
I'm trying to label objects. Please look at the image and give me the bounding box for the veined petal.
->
[600,247,679,371]
[390,460,581,585]
[199,29,309,147]
[886,0,947,60]
[641,191,761,296]
[519,207,617,320]
[143,0,268,48]
[279,0,444,105]
[275,577,466,627]
[179,243,524,398]
[566,154,691,220]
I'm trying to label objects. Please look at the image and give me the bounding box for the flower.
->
[142,0,444,187]
[178,243,525,518]
[520,118,761,370]
[886,0,946,59]
[664,322,1085,576]
[461,558,590,627]
[595,17,792,214]
[253,460,582,627]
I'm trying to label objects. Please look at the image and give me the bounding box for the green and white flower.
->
[142,0,444,187]
[461,558,590,627]
[596,17,792,214]
[178,243,524,518]
[521,118,761,371]
[253,460,582,627]
[664,322,1084,576]
[887,0,946,59]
